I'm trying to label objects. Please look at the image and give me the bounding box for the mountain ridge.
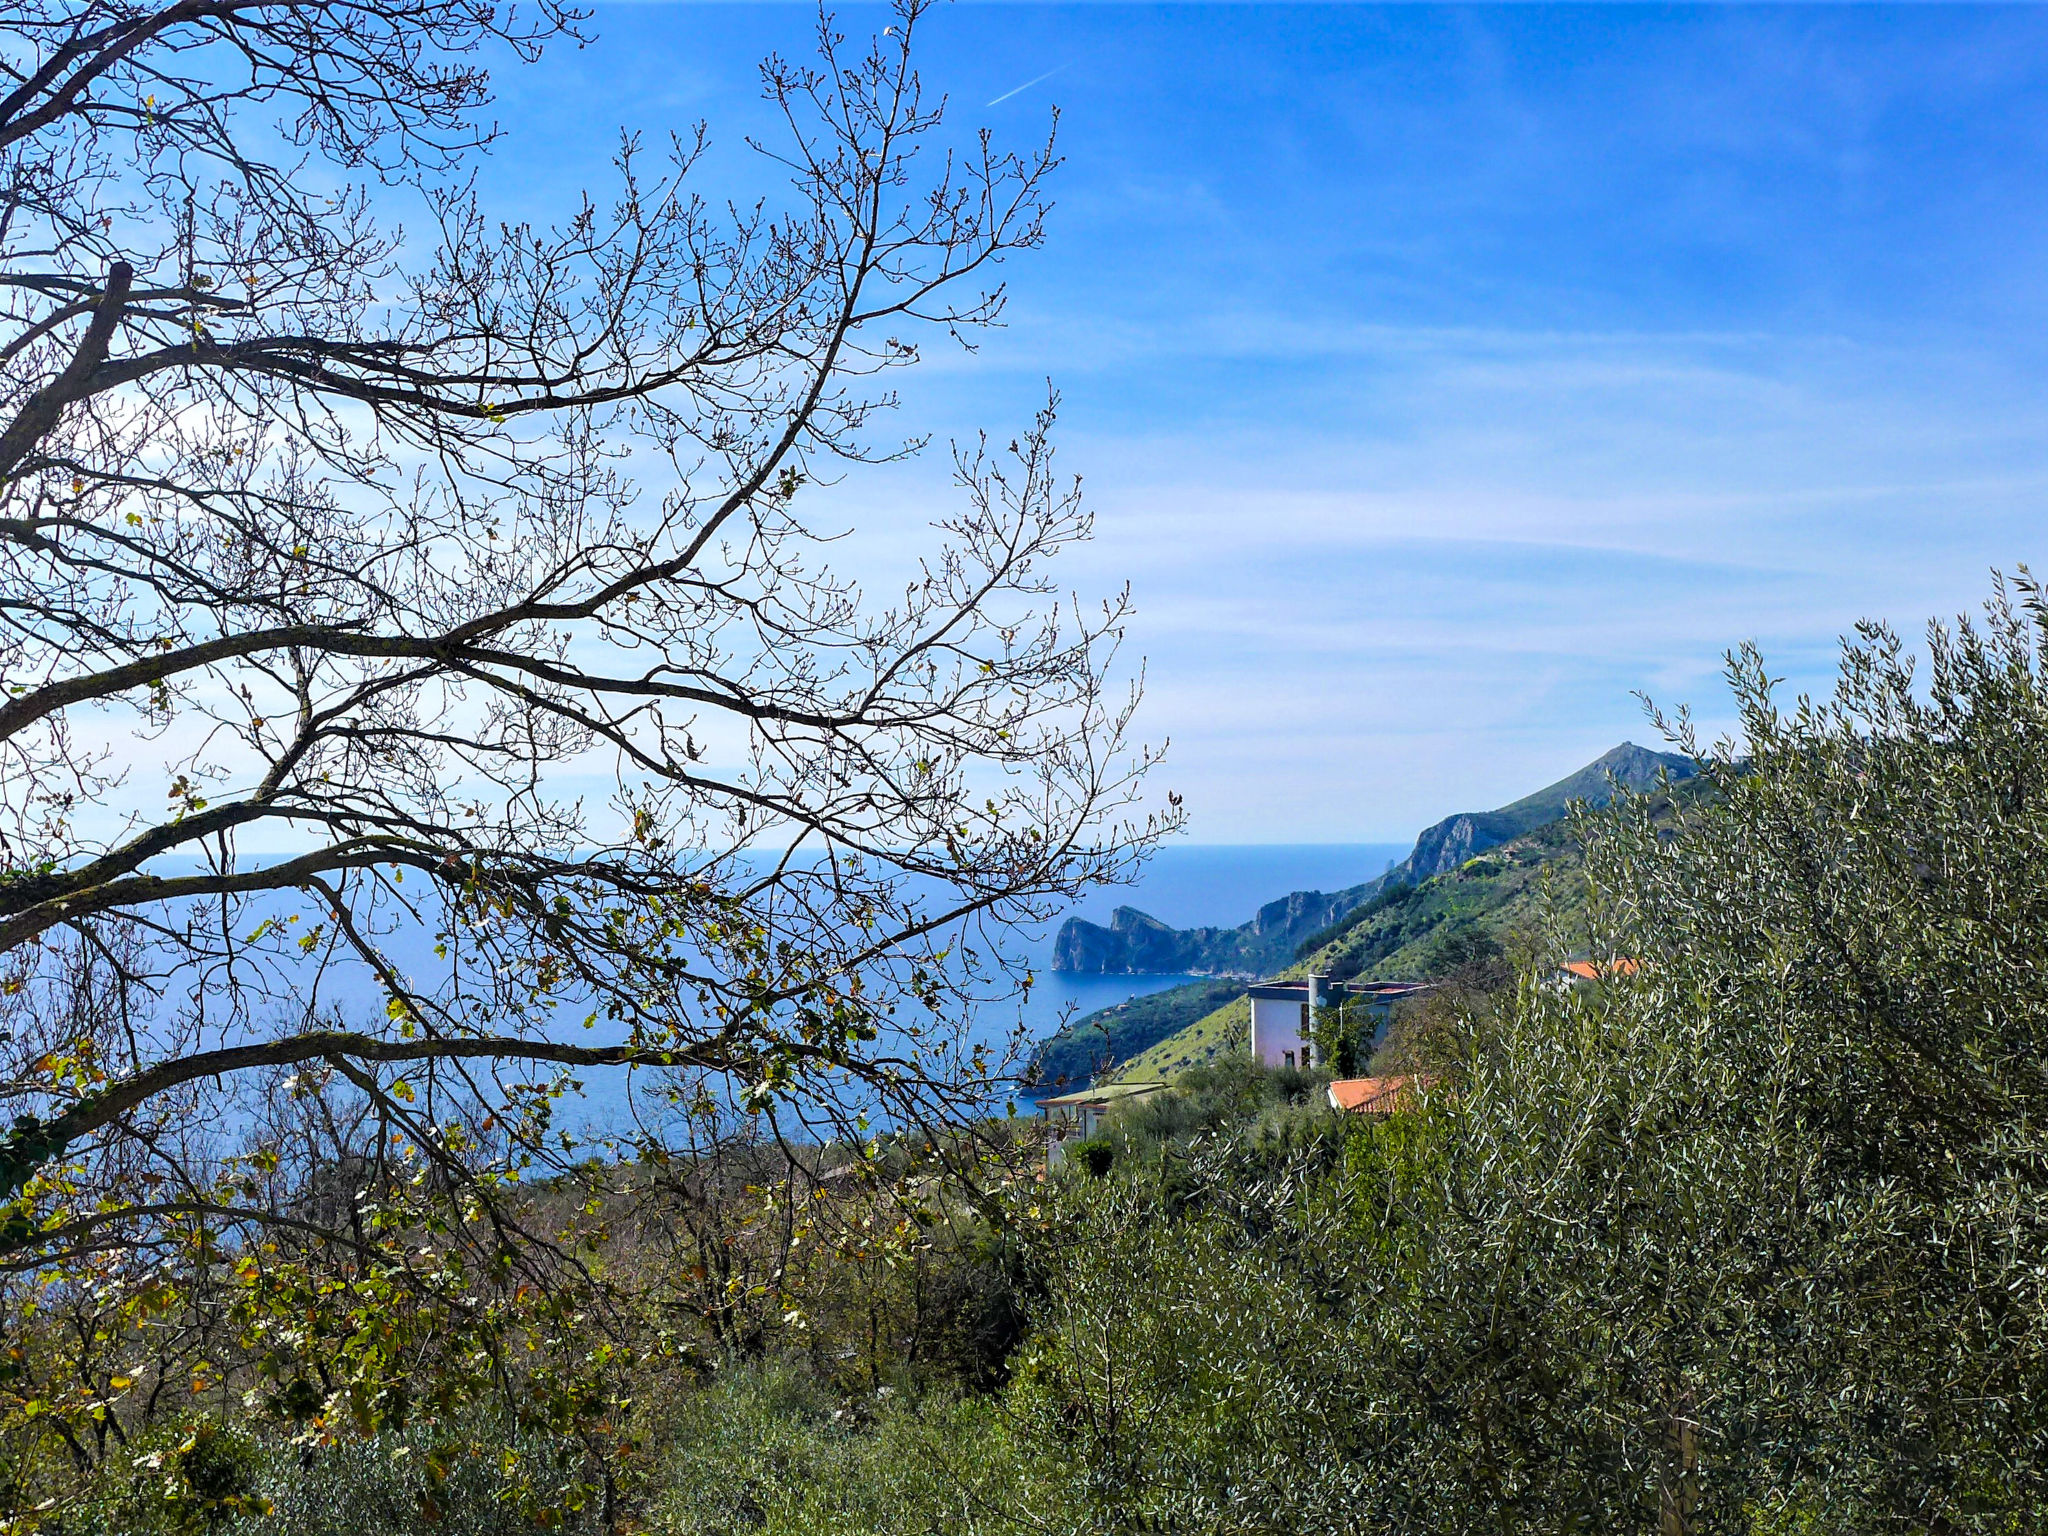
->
[1050,742,1693,979]
[1050,884,1384,977]
[1106,758,1711,1083]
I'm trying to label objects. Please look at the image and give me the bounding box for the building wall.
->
[1250,995,1311,1068]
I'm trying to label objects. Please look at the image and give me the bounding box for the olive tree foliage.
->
[1333,579,2048,1533]
[0,0,1171,1476]
[994,576,2048,1535]
[1563,576,2048,1531]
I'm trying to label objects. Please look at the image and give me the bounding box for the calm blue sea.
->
[119,844,1409,1130]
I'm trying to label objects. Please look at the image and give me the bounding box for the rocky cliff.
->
[1050,743,1694,976]
[1051,886,1380,977]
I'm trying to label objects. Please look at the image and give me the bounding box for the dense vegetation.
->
[7,0,2048,1528]
[667,581,2048,1536]
[27,576,2048,1534]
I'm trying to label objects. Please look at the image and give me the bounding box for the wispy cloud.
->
[464,1,2048,841]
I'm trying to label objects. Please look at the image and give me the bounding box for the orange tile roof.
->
[1561,957,1640,982]
[1327,1075,1432,1114]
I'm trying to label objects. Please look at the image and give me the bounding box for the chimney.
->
[1305,973,1325,1066]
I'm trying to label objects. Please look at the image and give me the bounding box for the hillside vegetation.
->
[1109,772,1709,1082]
[646,588,2048,1536]
[1050,743,1690,978]
[40,581,2048,1535]
[1033,745,1694,1085]
[1027,978,1245,1091]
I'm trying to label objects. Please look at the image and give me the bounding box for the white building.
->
[1245,976,1436,1070]
[1036,1081,1170,1168]
[1246,977,1326,1069]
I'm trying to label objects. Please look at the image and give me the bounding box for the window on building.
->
[1283,1050,1295,1069]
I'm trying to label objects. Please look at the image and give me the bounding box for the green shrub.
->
[652,1366,1047,1536]
[237,1425,605,1536]
[65,1419,605,1536]
[67,1423,270,1535]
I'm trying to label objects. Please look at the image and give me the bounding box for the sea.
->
[106,843,1409,1134]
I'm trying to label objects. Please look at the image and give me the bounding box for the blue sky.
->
[483,4,2048,842]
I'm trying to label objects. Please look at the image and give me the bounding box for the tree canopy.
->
[0,0,1173,1480]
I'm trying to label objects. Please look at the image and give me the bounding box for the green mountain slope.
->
[1050,743,1691,978]
[1104,766,1707,1083]
[1108,818,1582,1080]
[1025,977,1244,1091]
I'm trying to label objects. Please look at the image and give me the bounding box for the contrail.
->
[988,64,1066,108]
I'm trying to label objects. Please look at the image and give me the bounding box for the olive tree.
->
[1348,575,2048,1533]
[992,575,2048,1536]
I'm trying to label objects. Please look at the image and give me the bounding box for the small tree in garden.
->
[0,0,1173,1504]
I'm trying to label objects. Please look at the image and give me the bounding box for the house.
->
[1245,975,1435,1069]
[1327,1075,1433,1114]
[1036,1081,1169,1168]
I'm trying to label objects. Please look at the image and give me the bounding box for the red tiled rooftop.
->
[1560,957,1641,982]
[1327,1075,1433,1114]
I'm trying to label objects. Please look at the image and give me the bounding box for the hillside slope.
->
[1108,817,1584,1081]
[1025,977,1245,1091]
[1051,743,1692,978]
[1105,766,1708,1083]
